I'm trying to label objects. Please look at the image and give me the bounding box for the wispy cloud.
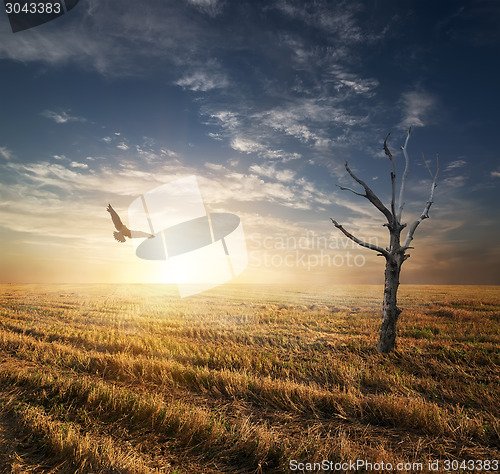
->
[230,137,266,154]
[207,132,223,141]
[176,71,229,91]
[185,0,224,17]
[208,111,240,131]
[70,161,88,169]
[41,109,86,124]
[249,163,296,183]
[491,170,500,178]
[275,1,367,43]
[247,98,365,154]
[443,175,467,187]
[329,68,379,97]
[0,1,217,76]
[198,171,315,210]
[398,89,437,129]
[176,60,229,91]
[446,159,467,171]
[0,146,13,160]
[2,0,382,167]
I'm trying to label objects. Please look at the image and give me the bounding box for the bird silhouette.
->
[107,204,155,242]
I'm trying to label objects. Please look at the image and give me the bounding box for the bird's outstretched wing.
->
[107,204,124,231]
[107,203,154,243]
[113,231,126,243]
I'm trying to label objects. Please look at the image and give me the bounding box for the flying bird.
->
[107,204,155,242]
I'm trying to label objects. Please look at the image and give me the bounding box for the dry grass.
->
[0,284,498,473]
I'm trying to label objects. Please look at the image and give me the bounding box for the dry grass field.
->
[0,284,498,473]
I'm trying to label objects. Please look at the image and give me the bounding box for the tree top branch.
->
[397,128,412,222]
[403,153,439,248]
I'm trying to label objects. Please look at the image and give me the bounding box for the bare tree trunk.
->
[377,257,402,353]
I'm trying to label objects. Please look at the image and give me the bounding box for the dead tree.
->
[331,129,439,353]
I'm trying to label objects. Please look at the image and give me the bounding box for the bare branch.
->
[343,162,393,224]
[403,153,439,248]
[335,184,364,197]
[384,133,397,221]
[331,218,391,259]
[397,128,411,221]
[390,171,396,221]
[383,133,392,160]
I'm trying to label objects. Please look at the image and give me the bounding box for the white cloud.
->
[206,105,308,162]
[338,78,378,95]
[443,175,467,187]
[231,137,266,154]
[491,170,500,178]
[206,96,366,166]
[329,68,379,97]
[160,149,180,159]
[0,147,13,160]
[208,133,223,141]
[254,98,364,148]
[0,3,179,75]
[446,159,467,171]
[249,164,295,183]
[205,162,224,171]
[176,70,228,92]
[185,0,223,17]
[192,161,331,210]
[261,149,302,162]
[209,111,239,130]
[258,108,319,144]
[41,109,86,124]
[70,161,89,169]
[117,143,130,151]
[398,89,437,129]
[5,159,184,198]
[202,171,296,205]
[0,1,235,80]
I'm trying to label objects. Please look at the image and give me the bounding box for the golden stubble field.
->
[0,284,498,473]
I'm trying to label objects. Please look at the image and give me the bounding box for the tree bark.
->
[377,257,402,353]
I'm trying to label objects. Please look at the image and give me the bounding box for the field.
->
[0,284,498,473]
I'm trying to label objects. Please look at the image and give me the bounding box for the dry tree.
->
[331,129,439,353]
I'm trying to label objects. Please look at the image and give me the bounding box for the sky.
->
[0,0,499,287]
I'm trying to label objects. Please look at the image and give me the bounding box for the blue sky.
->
[0,0,499,285]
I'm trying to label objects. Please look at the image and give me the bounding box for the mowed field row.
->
[0,284,498,473]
